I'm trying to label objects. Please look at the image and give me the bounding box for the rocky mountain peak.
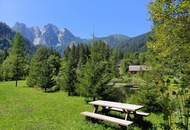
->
[43,24,59,33]
[14,22,27,29]
[13,22,34,42]
[12,22,79,48]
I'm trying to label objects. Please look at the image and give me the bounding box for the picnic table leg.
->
[124,110,132,120]
[123,109,129,120]
[93,105,99,113]
[125,113,128,120]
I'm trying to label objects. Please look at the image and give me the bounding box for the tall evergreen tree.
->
[57,44,79,95]
[27,47,60,92]
[2,33,27,86]
[109,48,122,77]
[77,41,113,101]
[78,44,89,67]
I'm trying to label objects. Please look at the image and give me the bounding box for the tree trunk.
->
[93,97,96,101]
[16,79,18,87]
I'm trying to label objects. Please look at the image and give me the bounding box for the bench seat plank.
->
[136,111,150,116]
[81,112,133,126]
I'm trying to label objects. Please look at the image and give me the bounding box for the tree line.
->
[0,34,125,101]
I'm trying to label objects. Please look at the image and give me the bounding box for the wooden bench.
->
[81,112,133,127]
[136,111,150,116]
[110,107,150,116]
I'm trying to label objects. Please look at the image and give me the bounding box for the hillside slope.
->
[118,33,150,53]
[0,22,35,60]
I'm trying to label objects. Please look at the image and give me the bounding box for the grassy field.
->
[0,81,162,130]
[0,81,113,130]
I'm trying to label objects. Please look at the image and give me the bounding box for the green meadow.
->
[0,81,111,130]
[0,81,162,130]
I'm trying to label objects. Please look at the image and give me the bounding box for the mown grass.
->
[0,81,162,130]
[0,81,115,130]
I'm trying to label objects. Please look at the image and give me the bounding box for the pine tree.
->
[57,44,79,96]
[2,33,27,86]
[77,59,112,101]
[78,44,89,67]
[109,48,122,77]
[77,41,113,101]
[27,47,60,92]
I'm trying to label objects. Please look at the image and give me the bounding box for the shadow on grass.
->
[85,112,154,130]
[108,111,154,130]
[133,119,153,130]
[86,118,128,130]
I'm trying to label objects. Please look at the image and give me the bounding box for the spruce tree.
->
[57,44,79,95]
[27,47,60,92]
[77,41,113,101]
[109,48,122,77]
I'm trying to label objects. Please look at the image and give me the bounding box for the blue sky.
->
[0,0,152,38]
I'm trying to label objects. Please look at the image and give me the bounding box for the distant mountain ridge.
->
[12,22,136,48]
[96,34,130,47]
[0,22,149,55]
[119,32,150,53]
[12,22,85,48]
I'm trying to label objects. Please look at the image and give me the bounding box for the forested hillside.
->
[95,34,130,47]
[0,22,35,62]
[119,32,149,53]
[0,22,15,64]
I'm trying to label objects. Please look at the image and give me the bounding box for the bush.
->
[137,84,162,112]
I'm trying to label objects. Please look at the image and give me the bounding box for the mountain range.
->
[12,22,85,48]
[0,22,149,55]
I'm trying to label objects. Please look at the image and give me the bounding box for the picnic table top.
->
[89,100,143,112]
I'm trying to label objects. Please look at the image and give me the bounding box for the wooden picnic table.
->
[89,100,144,120]
[81,100,149,128]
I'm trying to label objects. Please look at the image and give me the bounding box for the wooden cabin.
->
[128,65,150,74]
